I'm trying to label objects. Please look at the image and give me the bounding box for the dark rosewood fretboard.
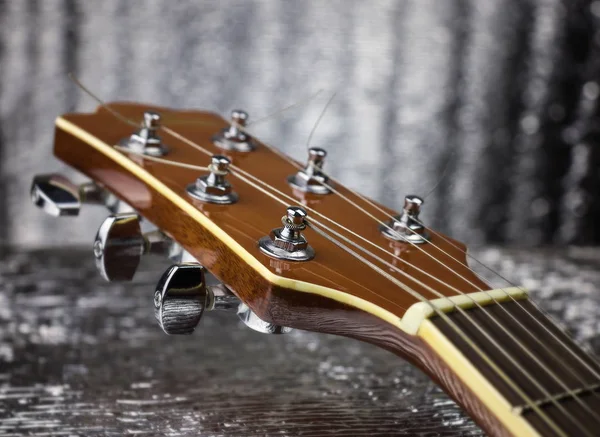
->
[432,300,600,437]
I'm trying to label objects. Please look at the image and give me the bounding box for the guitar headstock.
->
[32,102,493,339]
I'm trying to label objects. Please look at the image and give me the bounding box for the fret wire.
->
[71,80,573,436]
[513,382,600,415]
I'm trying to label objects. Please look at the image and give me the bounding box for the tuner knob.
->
[31,174,83,216]
[93,212,171,281]
[154,263,240,335]
[118,111,168,156]
[186,155,238,204]
[212,109,256,152]
[380,195,429,244]
[237,304,293,334]
[287,147,332,195]
[258,206,315,261]
[31,173,131,216]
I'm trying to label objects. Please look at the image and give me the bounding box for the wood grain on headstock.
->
[54,103,541,437]
[55,103,493,331]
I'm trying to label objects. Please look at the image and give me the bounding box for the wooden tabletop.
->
[0,246,598,436]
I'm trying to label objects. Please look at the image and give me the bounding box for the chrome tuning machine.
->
[31,173,129,217]
[258,206,315,261]
[118,111,168,156]
[186,155,238,204]
[154,263,240,335]
[287,147,332,194]
[154,263,292,335]
[380,195,429,244]
[212,109,256,152]
[93,212,175,282]
[237,304,293,334]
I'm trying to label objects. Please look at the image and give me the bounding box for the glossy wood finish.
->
[266,285,512,437]
[53,103,600,437]
[55,103,488,324]
[433,301,600,437]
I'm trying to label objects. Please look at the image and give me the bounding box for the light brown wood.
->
[55,102,488,325]
[54,102,600,437]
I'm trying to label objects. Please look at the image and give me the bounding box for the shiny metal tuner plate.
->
[94,213,145,282]
[380,195,429,244]
[31,174,82,217]
[237,304,292,334]
[119,111,168,157]
[186,155,238,204]
[287,147,332,195]
[258,206,315,261]
[212,109,256,152]
[154,263,241,335]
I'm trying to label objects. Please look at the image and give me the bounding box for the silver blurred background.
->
[1,0,599,247]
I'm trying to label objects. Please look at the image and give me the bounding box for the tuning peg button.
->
[31,173,132,216]
[154,263,240,335]
[212,109,256,152]
[380,195,429,244]
[31,174,83,216]
[93,213,171,282]
[237,304,292,334]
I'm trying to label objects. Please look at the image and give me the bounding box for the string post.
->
[186,155,238,205]
[213,109,256,152]
[258,206,315,261]
[287,147,333,194]
[119,111,169,157]
[380,195,429,244]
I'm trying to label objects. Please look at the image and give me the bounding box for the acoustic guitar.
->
[30,99,600,437]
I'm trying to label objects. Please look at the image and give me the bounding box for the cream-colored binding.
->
[57,116,536,436]
[402,287,527,335]
[420,320,540,437]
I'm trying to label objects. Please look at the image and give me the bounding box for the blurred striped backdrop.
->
[1,0,599,247]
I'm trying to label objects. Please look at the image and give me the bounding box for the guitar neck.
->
[422,299,600,437]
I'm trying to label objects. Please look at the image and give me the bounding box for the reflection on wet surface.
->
[0,246,598,436]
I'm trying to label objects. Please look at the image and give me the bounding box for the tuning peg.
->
[31,173,130,216]
[212,109,256,152]
[118,111,168,156]
[93,212,172,282]
[237,304,293,334]
[380,195,429,244]
[287,147,332,195]
[154,263,240,335]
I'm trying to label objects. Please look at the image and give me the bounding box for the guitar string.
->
[69,73,325,131]
[414,221,600,377]
[305,174,600,424]
[219,163,590,435]
[232,106,600,412]
[229,93,600,425]
[107,149,569,436]
[286,90,600,386]
[252,87,600,386]
[308,163,600,401]
[247,89,324,128]
[238,87,600,406]
[69,80,571,434]
[297,163,600,411]
[150,115,581,433]
[163,89,324,126]
[305,92,337,151]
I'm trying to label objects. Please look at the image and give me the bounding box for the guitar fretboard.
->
[432,299,600,437]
